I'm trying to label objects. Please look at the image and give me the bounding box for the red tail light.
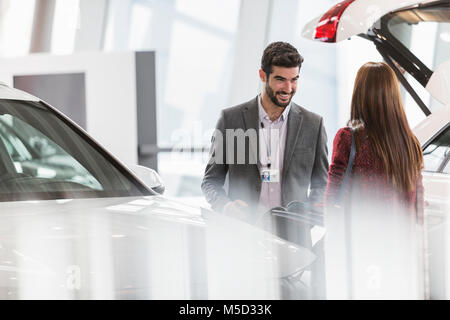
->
[314,0,356,43]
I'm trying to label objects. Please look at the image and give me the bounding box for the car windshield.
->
[0,99,150,201]
[387,4,450,71]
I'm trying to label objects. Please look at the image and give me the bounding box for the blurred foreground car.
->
[303,0,450,299]
[0,84,315,299]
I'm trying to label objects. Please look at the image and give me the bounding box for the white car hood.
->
[0,196,315,299]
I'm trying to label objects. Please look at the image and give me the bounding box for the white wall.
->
[0,51,138,164]
[227,0,272,106]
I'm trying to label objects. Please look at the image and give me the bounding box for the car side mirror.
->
[128,164,165,194]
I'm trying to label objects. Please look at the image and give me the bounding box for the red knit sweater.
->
[324,127,424,217]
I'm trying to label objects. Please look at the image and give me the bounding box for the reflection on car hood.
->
[0,196,315,299]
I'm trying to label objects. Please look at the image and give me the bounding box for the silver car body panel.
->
[0,195,315,299]
[414,105,450,147]
[0,83,39,102]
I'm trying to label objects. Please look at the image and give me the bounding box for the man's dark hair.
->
[261,42,304,75]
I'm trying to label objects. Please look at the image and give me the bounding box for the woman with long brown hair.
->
[324,62,426,299]
[325,61,424,211]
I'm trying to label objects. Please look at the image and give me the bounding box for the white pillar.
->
[74,0,109,51]
[30,0,56,53]
[228,0,272,106]
[266,0,299,44]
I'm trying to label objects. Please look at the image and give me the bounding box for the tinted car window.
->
[423,125,450,173]
[0,117,103,190]
[387,6,450,71]
[0,99,151,201]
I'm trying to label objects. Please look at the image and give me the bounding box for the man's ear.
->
[259,69,267,82]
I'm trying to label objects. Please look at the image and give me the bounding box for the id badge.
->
[261,168,280,183]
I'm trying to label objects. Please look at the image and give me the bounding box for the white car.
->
[0,84,316,299]
[303,0,450,299]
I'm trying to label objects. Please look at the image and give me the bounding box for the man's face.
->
[261,66,299,108]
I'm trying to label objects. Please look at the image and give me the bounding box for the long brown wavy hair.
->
[350,62,423,193]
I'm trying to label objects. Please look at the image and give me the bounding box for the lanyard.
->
[260,121,272,168]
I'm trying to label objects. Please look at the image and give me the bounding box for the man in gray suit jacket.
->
[202,42,328,221]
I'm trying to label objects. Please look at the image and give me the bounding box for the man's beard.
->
[265,84,295,108]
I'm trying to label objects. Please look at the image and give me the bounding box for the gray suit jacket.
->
[201,96,328,213]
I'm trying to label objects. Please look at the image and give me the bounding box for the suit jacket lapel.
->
[242,96,260,172]
[282,104,303,181]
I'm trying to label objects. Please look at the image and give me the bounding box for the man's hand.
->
[223,200,249,220]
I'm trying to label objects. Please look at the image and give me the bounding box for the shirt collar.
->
[258,94,291,123]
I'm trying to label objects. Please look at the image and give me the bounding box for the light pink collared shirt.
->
[258,95,291,211]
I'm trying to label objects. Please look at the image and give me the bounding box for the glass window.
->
[423,125,450,173]
[158,151,205,197]
[385,6,450,119]
[104,0,240,147]
[51,0,80,54]
[128,3,152,50]
[387,6,450,71]
[398,68,428,127]
[0,116,102,190]
[0,0,35,57]
[104,0,241,201]
[175,0,240,33]
[0,99,150,201]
